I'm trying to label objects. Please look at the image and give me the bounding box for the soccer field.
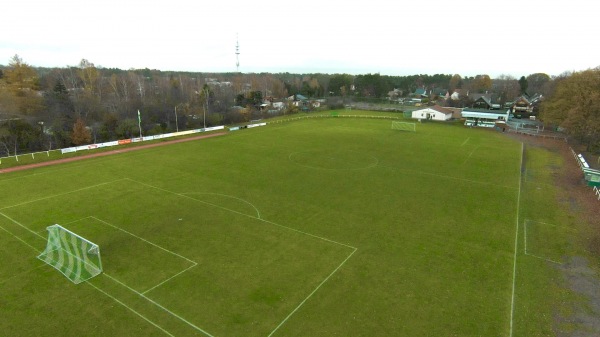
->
[0,115,572,336]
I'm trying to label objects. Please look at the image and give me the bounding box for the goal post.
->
[37,224,103,284]
[391,121,416,132]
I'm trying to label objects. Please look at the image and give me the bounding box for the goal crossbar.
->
[37,224,103,284]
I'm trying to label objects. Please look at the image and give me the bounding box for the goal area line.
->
[0,178,358,337]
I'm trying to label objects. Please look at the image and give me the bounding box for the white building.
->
[411,105,453,121]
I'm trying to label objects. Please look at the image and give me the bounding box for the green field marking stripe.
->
[0,178,128,211]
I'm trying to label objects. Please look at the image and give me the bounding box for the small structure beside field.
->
[411,105,453,121]
[461,108,510,128]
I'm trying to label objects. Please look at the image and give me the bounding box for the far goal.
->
[391,121,416,132]
[38,224,103,284]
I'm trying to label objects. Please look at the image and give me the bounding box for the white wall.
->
[412,108,452,121]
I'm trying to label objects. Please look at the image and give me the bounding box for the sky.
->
[2,0,599,78]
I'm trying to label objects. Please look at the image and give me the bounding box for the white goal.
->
[37,224,103,284]
[391,121,416,132]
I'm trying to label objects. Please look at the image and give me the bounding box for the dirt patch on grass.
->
[506,132,600,336]
[0,132,227,174]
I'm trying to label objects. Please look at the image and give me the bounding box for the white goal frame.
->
[391,121,416,132]
[37,224,103,284]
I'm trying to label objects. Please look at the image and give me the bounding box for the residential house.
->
[413,88,428,98]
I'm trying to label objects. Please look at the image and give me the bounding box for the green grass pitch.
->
[0,113,577,336]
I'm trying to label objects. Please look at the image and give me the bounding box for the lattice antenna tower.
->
[235,34,240,73]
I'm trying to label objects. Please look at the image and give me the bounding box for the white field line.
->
[0,178,127,211]
[268,247,357,337]
[525,219,578,232]
[377,164,518,190]
[89,216,197,265]
[461,137,470,146]
[461,146,480,166]
[87,216,198,294]
[523,219,567,265]
[142,264,197,295]
[128,178,357,251]
[0,212,45,240]
[509,143,523,337]
[127,178,358,334]
[181,192,262,219]
[524,220,528,255]
[525,253,562,265]
[102,272,215,337]
[85,281,176,337]
[288,151,379,171]
[0,220,176,337]
[0,263,47,286]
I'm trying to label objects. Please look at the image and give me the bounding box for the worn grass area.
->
[0,114,581,336]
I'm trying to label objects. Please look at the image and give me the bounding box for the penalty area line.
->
[268,247,357,337]
[86,281,176,337]
[103,273,215,337]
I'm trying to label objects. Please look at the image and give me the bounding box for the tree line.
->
[0,54,595,155]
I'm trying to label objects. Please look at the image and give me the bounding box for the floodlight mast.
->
[236,34,240,73]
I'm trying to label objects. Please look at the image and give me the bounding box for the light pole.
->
[174,105,181,132]
[203,88,209,129]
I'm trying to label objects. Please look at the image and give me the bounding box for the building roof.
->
[414,88,427,96]
[413,105,453,115]
[430,105,453,114]
[462,108,509,120]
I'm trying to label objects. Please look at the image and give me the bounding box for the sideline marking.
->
[509,142,523,337]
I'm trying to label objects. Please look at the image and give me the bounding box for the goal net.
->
[37,224,103,284]
[391,121,416,132]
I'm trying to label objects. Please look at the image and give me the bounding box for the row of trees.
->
[1,53,594,155]
[541,68,600,151]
